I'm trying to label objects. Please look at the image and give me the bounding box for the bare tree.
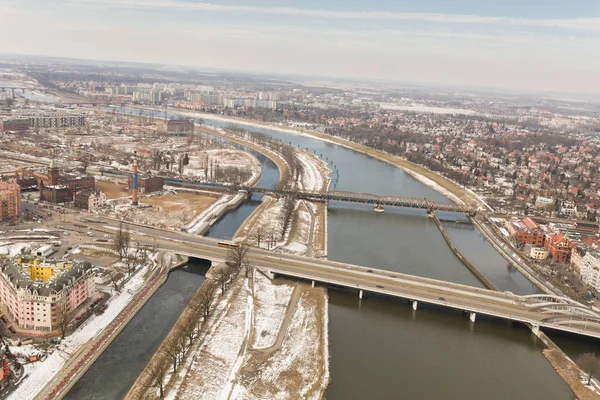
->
[577,352,600,385]
[252,226,264,248]
[147,353,169,398]
[163,334,182,374]
[54,298,71,338]
[215,267,233,293]
[108,269,122,293]
[198,283,217,321]
[278,196,296,241]
[114,222,131,261]
[178,316,197,351]
[242,259,252,278]
[226,243,249,272]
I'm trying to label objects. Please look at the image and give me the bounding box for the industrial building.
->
[19,160,95,204]
[0,118,30,133]
[74,190,107,211]
[0,261,96,334]
[128,174,164,194]
[167,119,194,135]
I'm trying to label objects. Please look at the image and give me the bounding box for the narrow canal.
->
[65,261,210,400]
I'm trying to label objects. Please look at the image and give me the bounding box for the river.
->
[93,107,574,398]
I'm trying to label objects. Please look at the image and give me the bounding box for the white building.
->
[580,251,600,291]
[530,247,549,260]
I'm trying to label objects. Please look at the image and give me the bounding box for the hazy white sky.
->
[1,0,599,94]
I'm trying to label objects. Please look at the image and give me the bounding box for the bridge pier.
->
[469,312,476,323]
[531,325,540,335]
[412,300,418,311]
[359,290,363,300]
[311,280,315,288]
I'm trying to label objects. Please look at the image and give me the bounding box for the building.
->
[15,258,74,283]
[580,251,600,291]
[572,247,587,271]
[575,222,599,233]
[529,246,549,260]
[128,175,164,194]
[561,201,577,217]
[544,233,575,263]
[0,179,21,221]
[0,118,30,132]
[0,261,96,333]
[504,218,544,247]
[74,190,107,211]
[20,161,95,204]
[166,119,194,136]
[14,110,86,129]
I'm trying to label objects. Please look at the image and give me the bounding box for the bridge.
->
[0,87,27,98]
[90,217,600,339]
[97,169,476,214]
[233,186,477,214]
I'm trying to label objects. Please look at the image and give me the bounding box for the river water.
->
[93,107,575,398]
[65,261,209,400]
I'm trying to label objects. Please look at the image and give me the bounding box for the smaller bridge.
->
[0,87,27,98]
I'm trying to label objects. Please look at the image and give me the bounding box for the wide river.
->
[77,107,577,399]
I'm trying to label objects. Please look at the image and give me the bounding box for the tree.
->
[54,298,70,338]
[278,196,296,240]
[198,283,217,320]
[226,243,249,272]
[108,269,122,292]
[252,226,264,248]
[163,334,182,374]
[215,267,233,293]
[114,222,131,261]
[576,352,600,385]
[147,353,169,398]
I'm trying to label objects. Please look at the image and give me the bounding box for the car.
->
[63,231,70,236]
[376,285,384,289]
[367,269,373,273]
[76,316,82,320]
[438,297,446,301]
[104,234,111,238]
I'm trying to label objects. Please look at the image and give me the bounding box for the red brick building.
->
[20,161,95,203]
[544,233,575,263]
[128,175,164,194]
[505,218,545,247]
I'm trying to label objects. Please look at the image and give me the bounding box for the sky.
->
[1,0,599,94]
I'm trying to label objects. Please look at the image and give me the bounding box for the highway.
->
[87,216,600,340]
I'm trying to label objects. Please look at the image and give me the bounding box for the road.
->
[85,215,600,340]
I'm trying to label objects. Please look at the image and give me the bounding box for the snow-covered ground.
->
[230,286,330,400]
[252,272,294,349]
[295,150,328,192]
[176,279,252,400]
[184,149,261,186]
[8,263,150,400]
[0,242,32,258]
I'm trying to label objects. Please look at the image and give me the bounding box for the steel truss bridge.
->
[234,186,477,214]
[98,170,477,214]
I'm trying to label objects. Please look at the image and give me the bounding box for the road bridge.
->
[89,217,600,340]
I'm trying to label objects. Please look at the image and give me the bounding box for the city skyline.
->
[1,1,599,94]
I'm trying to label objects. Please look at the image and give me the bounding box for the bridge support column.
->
[359,290,363,300]
[531,325,540,335]
[469,312,476,323]
[311,281,315,288]
[412,300,418,311]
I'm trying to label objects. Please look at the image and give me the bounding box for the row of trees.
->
[143,244,251,398]
[114,222,151,275]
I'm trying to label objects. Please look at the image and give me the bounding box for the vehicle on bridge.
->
[218,241,239,249]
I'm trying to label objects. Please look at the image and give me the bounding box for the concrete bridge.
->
[91,217,599,340]
[0,87,27,98]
